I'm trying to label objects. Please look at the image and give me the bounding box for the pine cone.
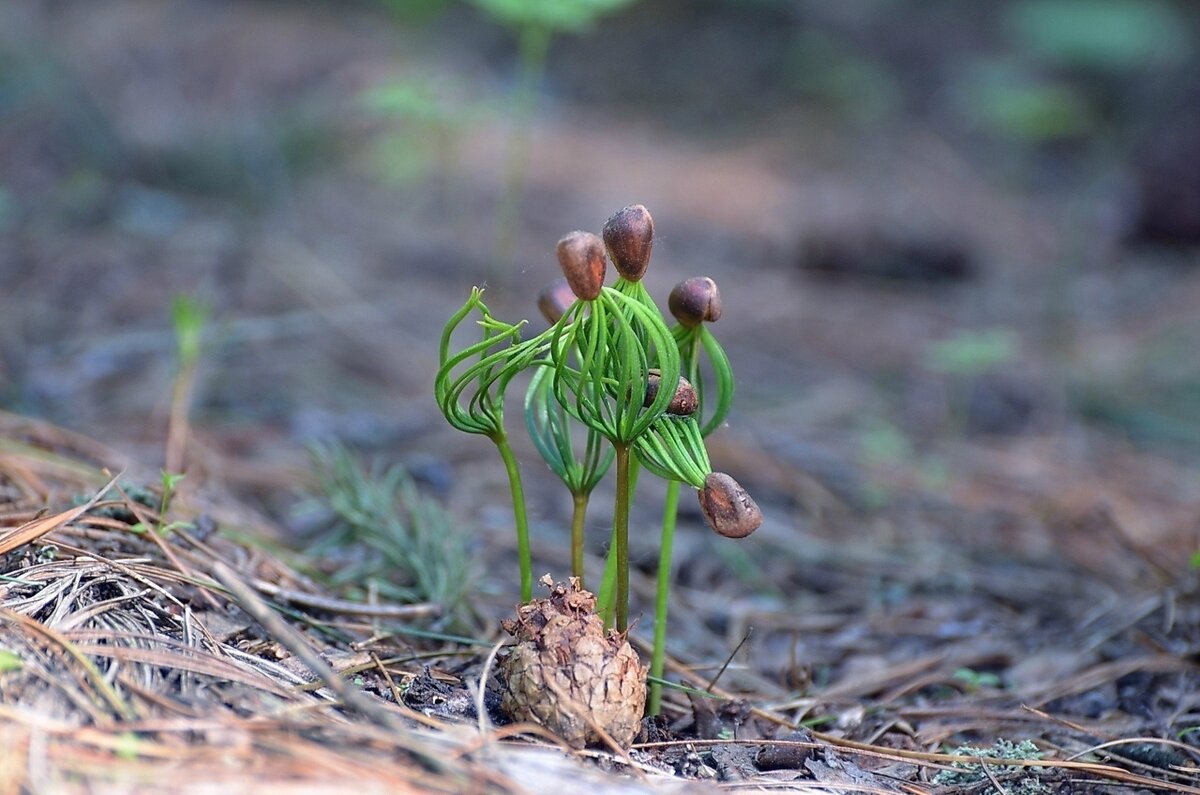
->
[498,576,646,748]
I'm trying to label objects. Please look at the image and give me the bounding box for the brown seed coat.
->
[537,278,577,324]
[698,472,763,538]
[602,205,654,282]
[668,276,723,327]
[644,370,699,416]
[557,231,607,301]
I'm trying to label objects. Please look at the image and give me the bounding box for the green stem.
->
[494,433,533,602]
[494,22,552,265]
[570,491,588,585]
[648,331,703,712]
[596,536,618,627]
[614,442,632,632]
[648,478,681,716]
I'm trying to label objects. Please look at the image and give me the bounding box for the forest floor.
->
[1,1,1198,792]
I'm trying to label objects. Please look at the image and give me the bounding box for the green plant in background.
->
[925,328,1017,376]
[784,30,899,124]
[360,78,475,185]
[925,327,1019,436]
[364,0,640,258]
[436,204,763,724]
[304,442,473,626]
[953,0,1193,147]
[166,295,210,476]
[952,666,1004,690]
[466,0,639,256]
[953,59,1095,143]
[858,415,912,466]
[1071,323,1200,453]
[1005,0,1190,71]
[0,649,22,673]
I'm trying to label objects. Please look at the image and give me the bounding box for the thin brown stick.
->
[250,579,442,620]
[977,755,1011,795]
[706,627,752,693]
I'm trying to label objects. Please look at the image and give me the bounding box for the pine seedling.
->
[642,274,743,713]
[166,294,209,475]
[435,286,550,601]
[545,223,682,632]
[128,470,189,536]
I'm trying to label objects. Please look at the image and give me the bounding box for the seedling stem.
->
[494,431,534,602]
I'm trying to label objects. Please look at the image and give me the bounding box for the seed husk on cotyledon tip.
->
[602,205,654,282]
[668,276,722,328]
[537,277,577,324]
[698,472,763,539]
[557,231,607,301]
[643,369,698,416]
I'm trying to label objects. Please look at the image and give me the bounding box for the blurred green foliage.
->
[858,416,911,465]
[360,78,477,184]
[1072,323,1200,454]
[374,0,637,32]
[1005,0,1191,71]
[952,666,1003,690]
[952,0,1194,145]
[1075,378,1200,451]
[469,0,636,32]
[171,295,210,370]
[954,60,1094,142]
[925,329,1018,377]
[0,186,12,231]
[785,30,898,122]
[0,649,22,673]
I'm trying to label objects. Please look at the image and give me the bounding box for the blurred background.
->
[1,0,1199,582]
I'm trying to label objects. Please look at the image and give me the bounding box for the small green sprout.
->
[952,666,1004,690]
[304,442,473,625]
[0,649,22,673]
[171,295,209,369]
[167,294,210,475]
[114,732,141,762]
[129,471,189,536]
